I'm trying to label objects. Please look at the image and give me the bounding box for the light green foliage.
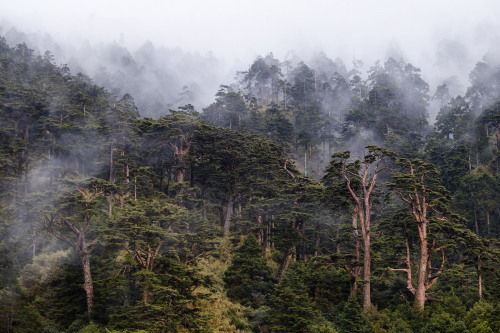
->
[78,322,103,333]
[464,301,496,332]
[307,317,338,333]
[422,312,467,333]
[195,242,252,332]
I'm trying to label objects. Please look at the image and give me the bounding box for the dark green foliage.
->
[1,32,500,333]
[108,258,208,332]
[252,104,294,149]
[202,86,250,131]
[269,263,318,332]
[224,234,276,308]
[344,58,430,157]
[11,303,43,333]
[333,297,367,333]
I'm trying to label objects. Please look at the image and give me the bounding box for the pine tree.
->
[269,263,318,332]
[224,234,276,308]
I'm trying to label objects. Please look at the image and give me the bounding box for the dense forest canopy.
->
[0,27,499,332]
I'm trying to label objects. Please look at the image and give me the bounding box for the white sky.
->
[2,0,500,119]
[3,0,499,61]
[2,0,500,100]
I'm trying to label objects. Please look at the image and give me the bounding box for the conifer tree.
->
[269,263,318,332]
[388,159,464,312]
[224,234,276,308]
[324,146,396,311]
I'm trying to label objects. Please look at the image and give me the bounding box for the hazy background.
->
[2,0,500,115]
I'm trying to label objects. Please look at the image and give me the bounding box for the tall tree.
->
[224,234,276,308]
[44,179,108,317]
[324,146,396,310]
[202,86,250,131]
[388,158,455,312]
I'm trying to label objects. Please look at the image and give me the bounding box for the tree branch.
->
[284,160,296,181]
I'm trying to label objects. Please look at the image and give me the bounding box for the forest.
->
[0,31,499,333]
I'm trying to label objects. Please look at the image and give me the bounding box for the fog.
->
[2,0,500,116]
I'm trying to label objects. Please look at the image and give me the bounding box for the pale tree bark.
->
[414,225,429,312]
[223,194,234,236]
[109,144,115,217]
[45,218,95,315]
[389,234,446,312]
[338,149,390,311]
[477,255,483,299]
[344,206,360,296]
[80,252,94,314]
[132,242,163,304]
[486,210,490,235]
[170,141,191,184]
[44,185,104,317]
[389,162,446,313]
[277,246,296,281]
[257,215,264,245]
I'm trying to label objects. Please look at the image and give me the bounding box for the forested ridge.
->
[0,34,499,333]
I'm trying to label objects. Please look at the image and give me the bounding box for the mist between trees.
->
[0,28,499,332]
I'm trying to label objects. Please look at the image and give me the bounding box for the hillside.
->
[0,35,499,332]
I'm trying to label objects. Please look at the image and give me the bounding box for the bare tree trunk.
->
[108,194,113,217]
[80,252,94,316]
[299,220,306,261]
[350,206,360,296]
[362,231,371,310]
[109,144,114,217]
[414,229,428,312]
[223,194,233,235]
[478,257,483,299]
[360,195,372,311]
[474,201,479,235]
[143,285,149,304]
[177,169,185,183]
[486,210,490,235]
[257,215,264,245]
[277,247,295,280]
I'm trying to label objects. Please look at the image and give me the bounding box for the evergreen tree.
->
[269,263,318,332]
[324,146,396,310]
[388,158,480,312]
[223,234,276,308]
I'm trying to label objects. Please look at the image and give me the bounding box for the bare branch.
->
[425,294,444,302]
[388,236,415,295]
[64,218,80,236]
[426,250,446,290]
[284,160,296,180]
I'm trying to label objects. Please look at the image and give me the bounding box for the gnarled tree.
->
[388,158,451,312]
[44,180,107,317]
[324,145,396,311]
